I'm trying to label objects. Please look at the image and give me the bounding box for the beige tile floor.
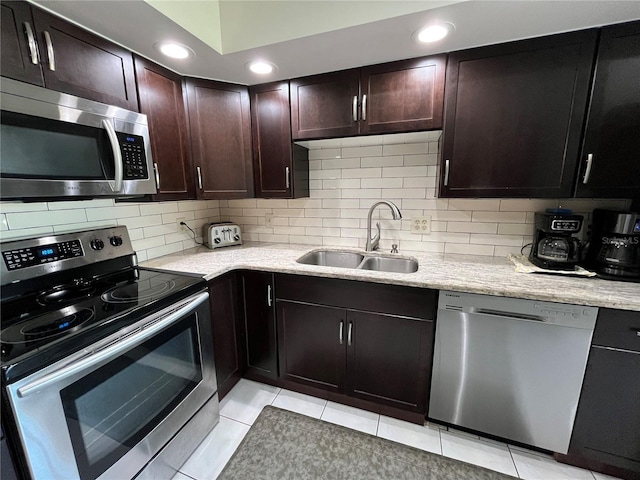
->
[173,379,616,480]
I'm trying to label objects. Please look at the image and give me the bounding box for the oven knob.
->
[90,239,105,251]
[214,238,221,244]
[233,234,240,241]
[110,236,123,247]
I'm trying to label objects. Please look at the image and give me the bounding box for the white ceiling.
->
[31,0,640,86]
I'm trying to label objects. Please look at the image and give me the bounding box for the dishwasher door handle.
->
[472,308,546,322]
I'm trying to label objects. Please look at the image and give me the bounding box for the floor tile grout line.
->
[219,413,254,427]
[507,445,522,479]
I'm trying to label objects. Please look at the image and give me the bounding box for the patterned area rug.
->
[217,406,516,480]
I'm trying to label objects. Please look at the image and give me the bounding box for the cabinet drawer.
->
[592,308,640,352]
[275,274,436,320]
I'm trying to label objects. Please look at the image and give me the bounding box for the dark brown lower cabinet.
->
[207,273,242,400]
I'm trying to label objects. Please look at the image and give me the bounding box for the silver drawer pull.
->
[582,153,593,184]
[339,320,344,345]
[444,159,450,186]
[154,162,160,189]
[43,30,55,71]
[285,166,290,189]
[362,94,367,121]
[347,321,353,346]
[23,22,38,64]
[267,284,272,307]
[352,96,358,122]
[196,166,203,190]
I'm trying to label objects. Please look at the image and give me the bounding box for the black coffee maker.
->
[584,209,640,280]
[529,211,583,270]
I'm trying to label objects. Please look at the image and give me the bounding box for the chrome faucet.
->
[365,201,402,252]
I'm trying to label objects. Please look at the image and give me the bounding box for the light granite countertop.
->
[142,242,640,312]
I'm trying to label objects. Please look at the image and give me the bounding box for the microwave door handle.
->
[101,119,124,192]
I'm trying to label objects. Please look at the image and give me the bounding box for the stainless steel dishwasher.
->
[428,291,599,454]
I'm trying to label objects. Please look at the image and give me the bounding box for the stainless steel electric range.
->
[0,226,218,480]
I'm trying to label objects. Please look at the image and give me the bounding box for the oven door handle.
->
[17,291,209,398]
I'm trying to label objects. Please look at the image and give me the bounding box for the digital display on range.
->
[634,219,640,233]
[38,246,58,258]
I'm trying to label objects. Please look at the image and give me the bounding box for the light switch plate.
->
[411,216,431,234]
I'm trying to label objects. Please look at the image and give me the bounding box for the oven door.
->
[6,291,216,480]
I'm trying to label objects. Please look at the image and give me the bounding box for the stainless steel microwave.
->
[0,78,157,200]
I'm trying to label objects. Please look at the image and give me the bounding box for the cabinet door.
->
[290,69,360,140]
[346,311,434,413]
[30,7,138,111]
[360,56,446,135]
[134,56,194,200]
[569,347,640,472]
[250,81,310,198]
[208,273,242,400]
[1,1,43,85]
[186,78,254,199]
[440,30,596,198]
[240,272,277,379]
[576,21,640,198]
[277,301,346,393]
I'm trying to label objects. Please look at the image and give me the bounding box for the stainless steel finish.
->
[17,292,209,398]
[205,223,242,249]
[352,95,358,121]
[23,22,38,65]
[196,166,203,190]
[102,119,124,192]
[583,153,593,184]
[365,200,402,251]
[43,31,55,71]
[267,284,272,307]
[347,321,353,346]
[154,162,160,188]
[0,78,156,198]
[339,320,344,345]
[7,289,216,480]
[296,250,365,268]
[359,256,418,273]
[1,226,133,285]
[362,94,367,121]
[285,166,290,189]
[444,159,450,186]
[429,291,599,454]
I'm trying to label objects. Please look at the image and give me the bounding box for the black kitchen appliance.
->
[584,208,640,280]
[0,226,218,480]
[529,211,583,270]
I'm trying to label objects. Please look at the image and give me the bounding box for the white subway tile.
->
[426,188,437,198]
[136,250,148,262]
[403,199,449,210]
[309,180,323,190]
[322,158,361,170]
[144,224,178,237]
[432,221,447,232]
[117,215,163,228]
[426,131,443,141]
[228,199,257,208]
[309,148,342,160]
[403,177,435,188]
[273,208,303,217]
[428,142,439,154]
[243,208,272,217]
[309,160,322,170]
[340,228,366,238]
[361,156,403,168]
[8,209,87,229]
[445,243,495,256]
[448,199,501,211]
[382,188,426,199]
[447,222,498,234]
[244,226,274,234]
[146,242,183,260]
[255,199,289,209]
[341,145,382,158]
[472,212,527,223]
[310,189,342,199]
[85,205,140,221]
[207,200,221,209]
[427,166,438,177]
[0,226,54,240]
[340,209,369,219]
[341,168,382,179]
[399,240,445,253]
[323,179,361,189]
[54,221,113,233]
[306,209,340,218]
[426,232,471,243]
[430,210,472,222]
[323,237,359,247]
[382,143,428,156]
[288,198,322,209]
[309,169,342,180]
[0,215,7,231]
[132,236,165,251]
[162,211,195,224]
[498,223,534,235]
[470,234,524,246]
[323,218,360,228]
[177,200,209,212]
[273,217,289,226]
[49,199,114,210]
[259,234,290,243]
[194,208,221,220]
[342,189,382,199]
[322,199,360,209]
[306,227,340,237]
[0,202,49,213]
[164,231,194,244]
[289,235,321,245]
[499,199,558,212]
[232,216,258,226]
[276,226,305,235]
[139,202,178,216]
[289,217,323,227]
[382,166,428,178]
[128,228,144,241]
[494,246,525,257]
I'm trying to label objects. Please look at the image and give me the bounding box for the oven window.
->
[0,111,114,180]
[60,314,202,480]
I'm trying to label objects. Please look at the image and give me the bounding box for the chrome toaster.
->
[204,223,242,249]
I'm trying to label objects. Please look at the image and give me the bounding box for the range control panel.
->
[206,223,242,249]
[2,240,83,270]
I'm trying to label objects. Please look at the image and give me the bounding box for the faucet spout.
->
[365,201,402,252]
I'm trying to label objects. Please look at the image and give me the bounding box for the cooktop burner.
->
[1,306,95,344]
[101,279,177,303]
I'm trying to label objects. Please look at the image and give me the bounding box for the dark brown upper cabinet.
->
[439,30,597,198]
[185,78,254,200]
[134,56,194,201]
[290,56,446,140]
[250,81,309,199]
[575,21,640,199]
[1,1,138,111]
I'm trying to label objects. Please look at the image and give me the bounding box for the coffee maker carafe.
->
[585,209,640,279]
[529,211,583,270]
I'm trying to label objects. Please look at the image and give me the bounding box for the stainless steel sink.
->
[296,250,418,273]
[296,250,365,268]
[359,256,419,273]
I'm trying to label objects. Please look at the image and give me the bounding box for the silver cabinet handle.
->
[101,119,123,192]
[43,30,55,71]
[583,153,593,184]
[352,95,358,122]
[23,22,38,65]
[285,166,290,189]
[347,321,353,346]
[267,284,272,307]
[196,166,203,190]
[153,162,160,189]
[339,320,344,345]
[444,159,450,186]
[362,94,367,121]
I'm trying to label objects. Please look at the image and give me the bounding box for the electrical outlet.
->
[265,213,274,227]
[177,217,187,232]
[411,216,431,234]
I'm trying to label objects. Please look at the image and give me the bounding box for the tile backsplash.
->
[0,131,631,260]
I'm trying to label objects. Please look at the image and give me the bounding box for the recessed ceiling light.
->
[414,22,455,44]
[247,61,277,75]
[154,42,194,59]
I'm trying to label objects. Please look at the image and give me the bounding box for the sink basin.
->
[359,256,419,273]
[296,250,365,268]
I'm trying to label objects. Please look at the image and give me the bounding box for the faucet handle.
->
[391,244,398,254]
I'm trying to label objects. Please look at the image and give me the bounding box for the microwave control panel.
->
[117,133,148,180]
[2,240,83,270]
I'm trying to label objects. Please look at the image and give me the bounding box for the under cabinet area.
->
[1,0,138,111]
[290,56,446,140]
